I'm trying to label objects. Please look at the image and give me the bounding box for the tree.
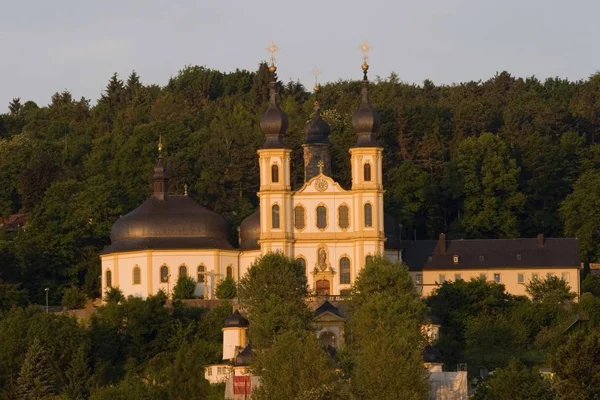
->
[561,170,600,262]
[0,279,28,311]
[172,275,196,300]
[61,286,87,310]
[8,98,22,116]
[455,132,525,238]
[349,256,429,399]
[552,330,600,399]
[525,275,576,304]
[237,253,312,349]
[63,345,91,400]
[104,287,125,304]
[252,331,345,400]
[582,274,600,297]
[472,358,554,400]
[167,339,217,400]
[16,338,56,399]
[215,277,236,299]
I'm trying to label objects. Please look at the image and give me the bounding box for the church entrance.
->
[316,279,330,296]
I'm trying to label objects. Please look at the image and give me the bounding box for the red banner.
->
[233,376,252,395]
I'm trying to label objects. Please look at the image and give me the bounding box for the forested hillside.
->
[2,63,600,302]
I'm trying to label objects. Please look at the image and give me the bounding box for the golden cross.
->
[312,67,320,92]
[266,41,279,68]
[359,40,371,65]
[317,160,324,174]
[158,134,163,153]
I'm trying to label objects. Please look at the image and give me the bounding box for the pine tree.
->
[63,345,91,400]
[16,338,56,400]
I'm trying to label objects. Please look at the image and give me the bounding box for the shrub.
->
[172,276,196,300]
[215,277,237,299]
[61,286,87,310]
[103,287,125,304]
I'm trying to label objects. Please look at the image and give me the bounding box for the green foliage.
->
[172,275,196,300]
[252,331,346,400]
[349,256,429,399]
[61,286,87,310]
[16,337,56,399]
[167,339,213,400]
[215,276,236,299]
[238,252,312,349]
[582,274,600,297]
[552,330,600,399]
[0,279,28,311]
[472,359,554,400]
[62,345,91,400]
[525,275,576,304]
[104,286,125,304]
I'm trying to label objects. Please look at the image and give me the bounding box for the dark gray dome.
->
[224,310,249,328]
[235,343,253,366]
[260,81,288,148]
[104,195,232,254]
[384,213,401,249]
[423,345,442,363]
[239,210,260,251]
[305,104,330,144]
[352,79,380,147]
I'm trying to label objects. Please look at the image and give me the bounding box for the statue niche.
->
[317,246,330,272]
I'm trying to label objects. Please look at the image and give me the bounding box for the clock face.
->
[315,179,328,192]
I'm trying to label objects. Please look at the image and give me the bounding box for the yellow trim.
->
[316,202,329,231]
[293,204,307,231]
[113,257,119,287]
[293,173,348,195]
[132,265,141,285]
[337,203,351,231]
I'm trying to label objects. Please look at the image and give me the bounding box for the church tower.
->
[257,43,293,255]
[302,74,332,181]
[349,42,385,255]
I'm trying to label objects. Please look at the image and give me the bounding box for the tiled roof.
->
[401,236,580,271]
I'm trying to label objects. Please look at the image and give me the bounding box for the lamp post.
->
[44,288,49,313]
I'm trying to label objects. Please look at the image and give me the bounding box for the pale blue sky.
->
[1,0,599,110]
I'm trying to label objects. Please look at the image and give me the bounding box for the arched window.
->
[296,257,306,274]
[226,265,233,279]
[319,331,336,348]
[133,266,141,285]
[271,164,279,183]
[106,270,112,288]
[340,257,351,284]
[365,255,373,266]
[294,206,305,230]
[338,205,349,229]
[364,163,372,181]
[160,265,169,283]
[179,265,187,278]
[316,206,327,229]
[197,265,205,283]
[272,204,280,229]
[364,203,373,227]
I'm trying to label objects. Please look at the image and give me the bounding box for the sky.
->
[1,0,600,110]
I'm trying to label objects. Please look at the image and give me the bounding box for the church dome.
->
[351,66,380,147]
[260,81,288,148]
[239,210,260,251]
[104,195,232,254]
[305,103,331,144]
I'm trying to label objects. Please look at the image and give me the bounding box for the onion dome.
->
[384,214,401,249]
[103,146,232,254]
[235,343,254,366]
[260,80,288,149]
[351,63,380,147]
[305,102,331,144]
[239,210,260,251]
[224,310,249,328]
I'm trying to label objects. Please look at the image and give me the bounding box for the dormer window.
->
[453,255,459,264]
[479,255,484,261]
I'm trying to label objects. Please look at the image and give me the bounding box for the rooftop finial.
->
[359,40,371,80]
[158,134,163,155]
[267,41,279,74]
[184,184,188,196]
[312,67,321,107]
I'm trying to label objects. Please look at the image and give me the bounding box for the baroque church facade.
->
[100,60,403,300]
[100,59,582,300]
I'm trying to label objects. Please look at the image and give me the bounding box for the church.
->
[100,54,581,300]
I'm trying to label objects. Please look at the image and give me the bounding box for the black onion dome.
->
[351,78,380,147]
[384,213,401,249]
[235,343,254,366]
[224,310,249,328]
[260,81,288,148]
[305,103,331,144]
[104,195,232,254]
[239,210,260,251]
